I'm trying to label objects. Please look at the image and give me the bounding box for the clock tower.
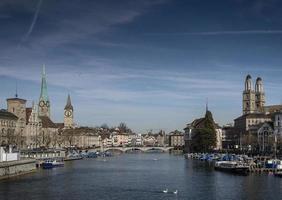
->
[64,94,74,128]
[38,65,51,117]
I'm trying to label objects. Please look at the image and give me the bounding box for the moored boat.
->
[274,171,282,177]
[214,161,249,175]
[42,160,64,169]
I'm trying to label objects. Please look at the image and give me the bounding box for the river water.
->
[0,153,282,200]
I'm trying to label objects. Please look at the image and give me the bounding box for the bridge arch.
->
[104,148,124,153]
[124,147,145,153]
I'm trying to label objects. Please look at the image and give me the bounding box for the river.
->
[0,153,282,200]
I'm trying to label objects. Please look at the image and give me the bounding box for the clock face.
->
[39,101,45,107]
[65,110,72,117]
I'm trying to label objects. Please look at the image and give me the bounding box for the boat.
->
[87,152,98,158]
[274,171,282,177]
[265,159,282,170]
[42,160,64,169]
[214,161,249,175]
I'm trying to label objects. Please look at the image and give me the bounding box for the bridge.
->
[95,146,174,153]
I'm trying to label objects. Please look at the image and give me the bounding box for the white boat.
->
[42,160,64,169]
[214,161,249,175]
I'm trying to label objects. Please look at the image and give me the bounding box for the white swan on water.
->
[163,189,168,193]
[174,190,178,195]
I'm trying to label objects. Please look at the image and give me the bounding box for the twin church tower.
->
[243,75,265,114]
[38,66,74,128]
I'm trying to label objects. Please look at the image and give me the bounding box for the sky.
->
[1,0,282,133]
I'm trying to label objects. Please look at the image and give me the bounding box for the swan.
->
[174,190,178,195]
[163,189,168,193]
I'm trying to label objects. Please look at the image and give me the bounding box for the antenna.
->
[206,97,209,112]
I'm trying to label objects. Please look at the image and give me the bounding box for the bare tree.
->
[62,128,76,147]
[118,122,132,133]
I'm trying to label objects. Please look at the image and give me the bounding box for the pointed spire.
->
[206,97,209,112]
[65,94,73,110]
[39,64,49,101]
[15,81,18,98]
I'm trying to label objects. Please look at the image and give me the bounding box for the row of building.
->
[0,66,185,150]
[183,75,282,153]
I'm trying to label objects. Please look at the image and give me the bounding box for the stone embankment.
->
[0,159,36,180]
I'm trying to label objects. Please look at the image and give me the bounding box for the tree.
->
[192,128,216,152]
[191,110,217,152]
[101,123,109,129]
[118,122,132,133]
[62,128,76,147]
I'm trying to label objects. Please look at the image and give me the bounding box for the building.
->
[142,134,157,147]
[25,102,42,149]
[6,97,27,147]
[234,113,272,134]
[231,74,282,153]
[156,130,166,146]
[0,109,18,146]
[221,124,239,150]
[38,66,51,118]
[184,110,222,152]
[64,94,74,129]
[169,130,184,149]
[243,75,265,114]
[72,127,101,148]
[112,132,129,147]
[257,122,274,152]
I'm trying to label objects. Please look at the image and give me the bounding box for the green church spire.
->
[40,64,49,101]
[38,65,50,117]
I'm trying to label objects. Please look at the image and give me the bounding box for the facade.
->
[25,102,42,149]
[156,130,165,146]
[112,132,129,147]
[6,97,27,147]
[234,113,272,133]
[274,111,282,135]
[222,124,239,149]
[135,134,143,146]
[142,134,157,146]
[0,109,18,146]
[169,130,184,149]
[257,122,274,152]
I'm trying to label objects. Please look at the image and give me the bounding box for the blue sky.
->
[1,0,282,133]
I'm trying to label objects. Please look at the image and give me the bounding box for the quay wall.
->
[0,159,36,180]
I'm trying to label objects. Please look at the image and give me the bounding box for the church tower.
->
[255,77,265,113]
[38,65,51,117]
[243,75,256,114]
[64,94,74,128]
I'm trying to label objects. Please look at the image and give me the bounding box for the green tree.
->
[191,111,217,152]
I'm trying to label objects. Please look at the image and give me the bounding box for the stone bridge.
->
[98,146,174,153]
